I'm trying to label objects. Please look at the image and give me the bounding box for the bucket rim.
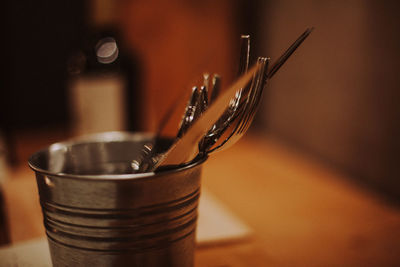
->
[28,131,207,181]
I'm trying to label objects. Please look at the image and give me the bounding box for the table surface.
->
[2,133,400,266]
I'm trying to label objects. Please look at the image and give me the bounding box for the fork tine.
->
[238,35,250,76]
[237,57,268,133]
[197,85,209,114]
[230,35,251,111]
[207,57,267,153]
[241,82,265,132]
[241,57,269,133]
[199,35,251,152]
[177,86,199,138]
[222,62,260,133]
[209,74,221,104]
[202,73,210,108]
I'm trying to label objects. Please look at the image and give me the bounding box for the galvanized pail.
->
[28,132,206,267]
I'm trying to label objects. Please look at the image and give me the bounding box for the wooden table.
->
[3,133,400,266]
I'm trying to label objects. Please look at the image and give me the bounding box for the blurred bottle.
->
[68,0,142,135]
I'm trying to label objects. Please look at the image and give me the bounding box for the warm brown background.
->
[255,0,400,200]
[115,0,237,134]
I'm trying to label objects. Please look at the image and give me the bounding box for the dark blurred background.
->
[1,0,399,202]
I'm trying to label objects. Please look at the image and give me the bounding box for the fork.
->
[144,64,262,171]
[134,28,313,172]
[199,35,251,152]
[206,57,268,153]
[206,27,313,154]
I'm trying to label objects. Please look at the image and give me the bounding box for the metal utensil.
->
[136,28,313,172]
[199,35,251,152]
[266,27,313,79]
[224,57,268,148]
[206,27,313,154]
[209,74,221,104]
[206,57,269,154]
[177,86,200,138]
[177,72,210,138]
[149,63,262,171]
[197,85,209,115]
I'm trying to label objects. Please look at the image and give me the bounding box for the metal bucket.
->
[28,132,206,267]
